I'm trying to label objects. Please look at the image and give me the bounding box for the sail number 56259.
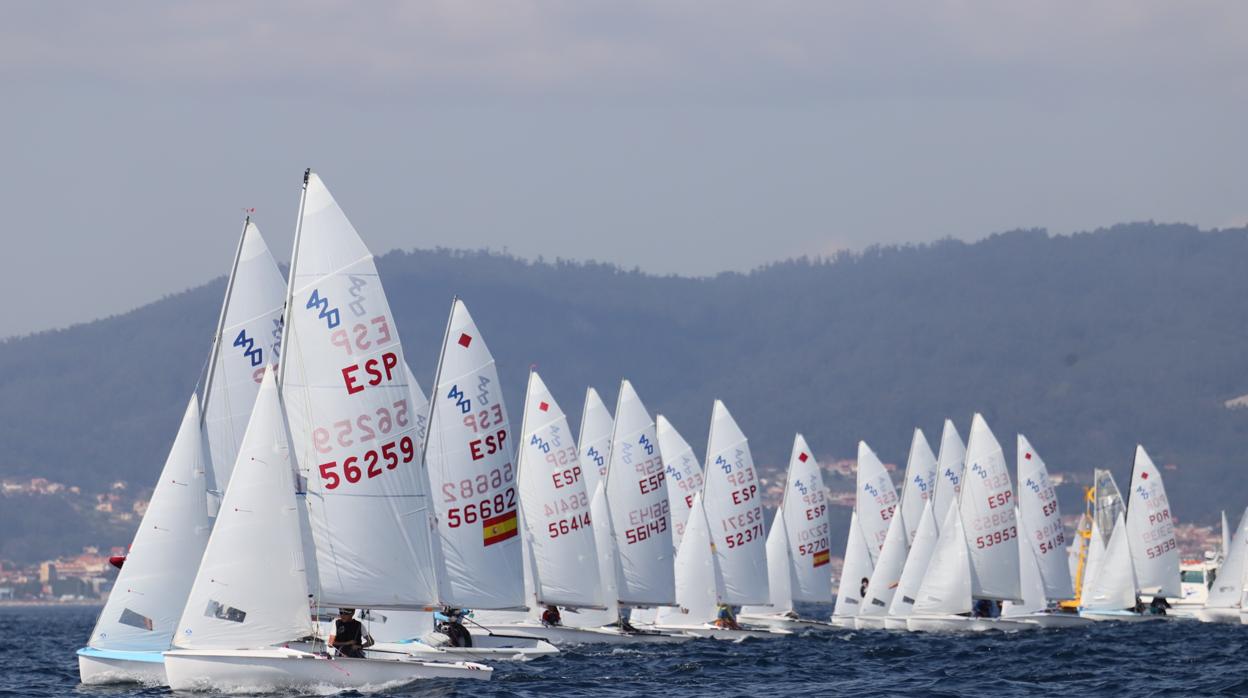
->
[318,436,415,490]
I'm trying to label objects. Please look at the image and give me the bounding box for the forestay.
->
[1125,446,1180,597]
[577,388,613,495]
[832,512,872,619]
[900,429,938,543]
[933,420,966,527]
[605,380,674,606]
[958,414,1020,602]
[1079,521,1106,608]
[781,434,832,601]
[913,506,972,616]
[423,299,524,609]
[201,220,287,494]
[278,172,438,609]
[1207,508,1248,608]
[89,398,209,651]
[517,371,602,608]
[656,415,704,547]
[176,370,312,649]
[888,499,939,619]
[1015,434,1074,600]
[855,441,898,564]
[701,401,768,605]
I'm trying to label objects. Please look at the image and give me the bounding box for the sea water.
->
[8,605,1248,696]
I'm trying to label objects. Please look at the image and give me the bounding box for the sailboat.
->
[885,420,964,629]
[856,429,936,629]
[1197,508,1247,623]
[1002,435,1089,627]
[79,219,285,685]
[165,171,489,690]
[740,434,835,631]
[908,414,1029,632]
[356,359,554,660]
[830,441,896,626]
[1083,446,1181,622]
[654,401,782,639]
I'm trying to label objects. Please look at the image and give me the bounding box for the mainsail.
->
[422,299,524,608]
[201,219,287,494]
[656,415,704,547]
[1125,446,1180,597]
[855,441,898,564]
[958,414,1020,601]
[932,419,966,527]
[605,380,674,606]
[278,171,438,608]
[1015,434,1074,600]
[700,401,768,605]
[516,370,602,609]
[780,434,832,601]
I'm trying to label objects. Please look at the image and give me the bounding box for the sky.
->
[1,2,1245,337]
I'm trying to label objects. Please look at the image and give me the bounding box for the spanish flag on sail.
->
[813,549,830,568]
[483,509,518,546]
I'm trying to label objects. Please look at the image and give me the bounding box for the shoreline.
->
[0,600,104,608]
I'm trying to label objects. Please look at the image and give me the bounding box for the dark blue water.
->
[8,605,1248,697]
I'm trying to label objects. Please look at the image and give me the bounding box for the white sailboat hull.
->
[906,615,1032,633]
[77,648,167,685]
[883,617,911,631]
[1079,610,1172,623]
[163,647,491,692]
[1195,607,1241,624]
[653,623,789,640]
[479,622,692,645]
[853,615,888,630]
[368,630,558,662]
[737,613,838,633]
[1008,612,1094,628]
[829,615,859,628]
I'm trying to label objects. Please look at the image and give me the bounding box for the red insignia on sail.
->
[539,401,550,412]
[1141,472,1149,479]
[1024,453,1032,460]
[798,452,809,463]
[813,549,830,567]
[457,333,473,348]
[483,510,518,546]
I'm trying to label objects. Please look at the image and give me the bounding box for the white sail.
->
[516,370,602,608]
[278,172,438,609]
[1002,528,1047,616]
[933,419,966,526]
[1223,510,1231,562]
[912,505,972,616]
[605,380,674,606]
[859,513,909,618]
[565,484,621,627]
[1015,434,1074,600]
[403,361,431,455]
[888,498,939,618]
[900,429,938,543]
[423,299,524,609]
[577,388,613,495]
[832,512,872,619]
[958,414,1020,601]
[202,220,287,494]
[89,397,210,651]
[1079,520,1106,608]
[1207,508,1248,608]
[1085,512,1137,611]
[742,507,795,615]
[701,401,768,605]
[781,434,832,601]
[1125,445,1180,597]
[175,370,313,649]
[672,493,721,624]
[855,441,898,564]
[656,415,704,547]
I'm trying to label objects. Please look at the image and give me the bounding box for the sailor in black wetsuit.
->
[329,608,367,658]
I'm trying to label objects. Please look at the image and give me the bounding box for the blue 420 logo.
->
[306,289,341,329]
[232,330,264,367]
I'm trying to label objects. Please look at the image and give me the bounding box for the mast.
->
[199,216,251,436]
[417,297,459,480]
[515,369,540,604]
[276,169,312,388]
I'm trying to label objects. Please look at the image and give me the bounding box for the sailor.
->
[329,609,370,658]
[1148,596,1171,615]
[435,607,473,647]
[859,577,870,599]
[541,604,562,627]
[715,604,743,630]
